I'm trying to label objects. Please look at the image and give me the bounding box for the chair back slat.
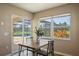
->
[47,40,54,55]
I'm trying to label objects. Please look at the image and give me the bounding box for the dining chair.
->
[36,40,54,56]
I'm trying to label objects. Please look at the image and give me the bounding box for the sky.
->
[43,15,71,26]
[52,16,71,25]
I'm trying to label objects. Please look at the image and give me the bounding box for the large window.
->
[52,15,71,40]
[39,14,71,40]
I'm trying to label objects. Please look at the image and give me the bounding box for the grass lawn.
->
[13,31,31,35]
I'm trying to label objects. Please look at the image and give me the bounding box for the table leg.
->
[27,47,28,56]
[18,45,22,56]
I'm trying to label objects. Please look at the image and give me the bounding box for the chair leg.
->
[32,51,36,56]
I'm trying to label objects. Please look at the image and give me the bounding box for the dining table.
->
[18,39,48,56]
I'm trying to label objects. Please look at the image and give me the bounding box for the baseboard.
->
[6,53,12,56]
[6,50,18,56]
[6,49,27,56]
[54,51,72,56]
[6,50,72,56]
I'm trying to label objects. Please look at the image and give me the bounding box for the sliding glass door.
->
[13,20,32,44]
[12,15,32,53]
[23,20,32,45]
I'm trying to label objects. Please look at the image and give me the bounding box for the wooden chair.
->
[36,40,54,56]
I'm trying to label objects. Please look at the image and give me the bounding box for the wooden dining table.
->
[18,40,48,56]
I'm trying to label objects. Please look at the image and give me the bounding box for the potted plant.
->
[35,27,44,43]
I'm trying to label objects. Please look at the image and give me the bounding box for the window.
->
[39,13,71,40]
[39,19,51,37]
[52,15,71,40]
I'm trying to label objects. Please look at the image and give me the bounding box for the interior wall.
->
[33,3,79,55]
[0,3,33,55]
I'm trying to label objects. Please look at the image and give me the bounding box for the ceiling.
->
[11,3,66,13]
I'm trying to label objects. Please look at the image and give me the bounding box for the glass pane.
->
[24,20,32,37]
[53,16,70,26]
[40,19,51,37]
[13,21,22,36]
[53,27,70,39]
[53,15,71,39]
[24,20,32,44]
[13,21,23,44]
